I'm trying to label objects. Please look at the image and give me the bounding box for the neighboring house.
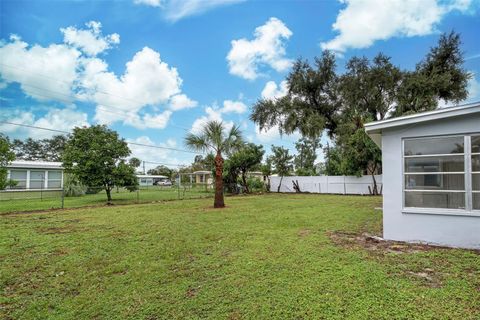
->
[193,171,213,184]
[136,174,168,186]
[5,160,64,191]
[365,102,480,249]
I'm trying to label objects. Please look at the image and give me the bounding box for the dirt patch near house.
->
[327,230,467,254]
[328,230,480,288]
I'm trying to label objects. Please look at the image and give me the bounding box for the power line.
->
[0,79,192,132]
[0,121,202,155]
[0,63,300,144]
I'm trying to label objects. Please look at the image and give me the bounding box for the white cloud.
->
[127,135,188,171]
[190,105,234,135]
[227,17,293,80]
[134,0,163,7]
[61,21,120,56]
[466,73,480,103]
[321,0,473,53]
[255,125,282,143]
[84,46,182,128]
[0,106,88,139]
[169,93,198,111]
[0,22,195,130]
[261,80,288,100]
[221,99,247,114]
[0,35,80,101]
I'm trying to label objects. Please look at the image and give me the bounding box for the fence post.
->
[343,176,346,195]
[177,174,180,199]
[136,189,139,203]
[61,188,65,209]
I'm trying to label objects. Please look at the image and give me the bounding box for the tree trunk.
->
[277,176,283,193]
[369,163,378,195]
[242,170,249,193]
[105,186,113,204]
[214,152,225,208]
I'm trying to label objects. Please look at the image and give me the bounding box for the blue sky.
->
[1,0,479,169]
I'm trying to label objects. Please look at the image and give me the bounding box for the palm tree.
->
[185,121,243,208]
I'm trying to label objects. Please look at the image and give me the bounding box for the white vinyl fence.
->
[270,175,382,195]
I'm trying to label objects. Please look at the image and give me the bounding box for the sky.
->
[0,0,479,170]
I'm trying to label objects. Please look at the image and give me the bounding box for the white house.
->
[5,160,64,190]
[365,102,480,249]
[136,174,168,186]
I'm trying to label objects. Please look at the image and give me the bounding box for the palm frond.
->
[184,133,209,153]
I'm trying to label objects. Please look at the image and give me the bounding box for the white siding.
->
[381,114,480,249]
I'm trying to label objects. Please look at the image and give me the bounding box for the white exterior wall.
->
[270,175,382,195]
[381,114,480,249]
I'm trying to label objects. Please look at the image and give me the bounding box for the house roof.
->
[136,174,168,179]
[365,102,480,146]
[193,171,211,174]
[7,160,63,170]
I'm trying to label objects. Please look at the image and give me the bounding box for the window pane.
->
[47,180,62,188]
[404,156,464,172]
[10,170,27,180]
[405,174,464,190]
[30,171,45,180]
[472,135,480,153]
[405,191,465,209]
[472,155,480,172]
[30,181,44,189]
[48,170,62,180]
[474,193,480,210]
[473,174,480,191]
[404,136,464,155]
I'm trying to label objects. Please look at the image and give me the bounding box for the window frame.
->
[402,133,480,216]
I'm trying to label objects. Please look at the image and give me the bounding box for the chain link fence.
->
[0,183,217,213]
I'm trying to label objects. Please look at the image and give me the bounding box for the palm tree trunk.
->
[214,152,225,208]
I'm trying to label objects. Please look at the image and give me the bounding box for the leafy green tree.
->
[62,125,138,203]
[323,143,343,176]
[43,135,68,161]
[251,51,340,139]
[395,31,471,116]
[12,135,68,161]
[270,145,294,192]
[260,156,273,192]
[185,121,243,208]
[340,129,382,194]
[251,31,470,193]
[0,135,16,190]
[147,165,174,179]
[228,143,264,193]
[128,157,141,170]
[294,137,321,176]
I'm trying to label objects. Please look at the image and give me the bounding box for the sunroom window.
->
[472,135,480,210]
[403,134,479,212]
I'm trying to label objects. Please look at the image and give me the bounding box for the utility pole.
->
[143,161,146,174]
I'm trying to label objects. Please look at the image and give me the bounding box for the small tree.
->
[270,145,294,192]
[0,135,16,190]
[260,156,273,192]
[185,121,243,208]
[62,125,138,203]
[294,137,321,176]
[228,143,264,193]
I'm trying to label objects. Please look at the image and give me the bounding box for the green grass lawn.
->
[0,186,214,213]
[1,194,479,319]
